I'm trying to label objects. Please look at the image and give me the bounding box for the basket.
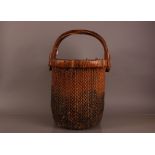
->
[49,29,111,130]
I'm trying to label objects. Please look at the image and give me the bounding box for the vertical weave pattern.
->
[51,68,105,130]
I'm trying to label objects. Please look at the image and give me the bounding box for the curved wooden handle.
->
[49,29,111,72]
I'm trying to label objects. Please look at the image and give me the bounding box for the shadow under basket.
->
[49,29,111,130]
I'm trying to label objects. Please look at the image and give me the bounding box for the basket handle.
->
[49,29,111,72]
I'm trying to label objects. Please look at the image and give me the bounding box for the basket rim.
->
[49,58,107,68]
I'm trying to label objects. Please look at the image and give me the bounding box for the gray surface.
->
[0,21,155,132]
[0,114,155,132]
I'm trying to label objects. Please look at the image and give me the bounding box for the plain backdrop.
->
[0,21,155,132]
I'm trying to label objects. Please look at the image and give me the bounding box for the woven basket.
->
[49,29,111,130]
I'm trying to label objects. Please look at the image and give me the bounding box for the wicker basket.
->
[49,29,111,130]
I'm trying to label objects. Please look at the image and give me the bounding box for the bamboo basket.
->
[49,29,111,130]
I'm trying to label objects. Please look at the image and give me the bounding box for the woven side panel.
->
[51,68,105,130]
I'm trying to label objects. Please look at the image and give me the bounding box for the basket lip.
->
[49,58,107,68]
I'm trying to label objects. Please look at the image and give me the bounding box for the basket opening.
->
[50,59,106,69]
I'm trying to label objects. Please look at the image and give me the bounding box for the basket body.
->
[51,67,105,129]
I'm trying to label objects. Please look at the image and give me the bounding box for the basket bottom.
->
[53,114,103,130]
[51,98,104,130]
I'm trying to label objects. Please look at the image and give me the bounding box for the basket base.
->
[51,99,104,130]
[54,116,103,130]
[51,93,105,130]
